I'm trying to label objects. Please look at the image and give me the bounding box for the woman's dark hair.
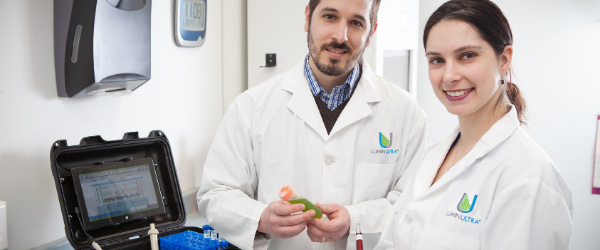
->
[423,0,526,124]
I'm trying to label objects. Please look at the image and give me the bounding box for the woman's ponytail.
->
[505,81,526,125]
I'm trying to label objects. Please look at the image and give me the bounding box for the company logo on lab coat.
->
[457,193,478,213]
[445,193,482,225]
[372,132,399,154]
[379,132,393,148]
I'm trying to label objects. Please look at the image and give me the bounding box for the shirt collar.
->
[303,54,360,96]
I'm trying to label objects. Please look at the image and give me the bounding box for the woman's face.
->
[425,20,511,119]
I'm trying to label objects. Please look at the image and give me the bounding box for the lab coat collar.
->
[283,58,381,141]
[413,106,521,197]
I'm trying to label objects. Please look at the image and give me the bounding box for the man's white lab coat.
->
[197,59,428,250]
[376,107,573,250]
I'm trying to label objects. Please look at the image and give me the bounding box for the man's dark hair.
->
[308,0,381,31]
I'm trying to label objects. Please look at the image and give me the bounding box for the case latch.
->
[79,135,106,145]
[122,132,140,140]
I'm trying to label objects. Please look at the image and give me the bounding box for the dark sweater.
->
[312,81,360,134]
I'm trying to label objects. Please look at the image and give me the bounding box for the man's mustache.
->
[321,42,352,53]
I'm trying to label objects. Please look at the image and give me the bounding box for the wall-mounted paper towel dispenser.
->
[54,0,152,97]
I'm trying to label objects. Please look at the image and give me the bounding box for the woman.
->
[375,0,573,249]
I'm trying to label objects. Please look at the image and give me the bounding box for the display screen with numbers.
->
[175,0,207,47]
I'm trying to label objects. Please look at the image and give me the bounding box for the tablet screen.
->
[71,158,165,230]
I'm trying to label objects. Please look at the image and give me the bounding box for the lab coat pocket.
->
[352,163,395,203]
[415,225,480,250]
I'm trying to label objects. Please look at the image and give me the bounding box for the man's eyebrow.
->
[353,14,367,24]
[319,7,367,24]
[320,7,338,13]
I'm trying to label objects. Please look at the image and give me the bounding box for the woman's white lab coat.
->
[197,59,428,250]
[375,107,573,250]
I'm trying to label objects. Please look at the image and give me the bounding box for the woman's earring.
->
[501,79,505,85]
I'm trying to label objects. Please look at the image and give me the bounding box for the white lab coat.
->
[197,59,428,250]
[375,107,573,250]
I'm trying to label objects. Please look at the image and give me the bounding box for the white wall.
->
[0,0,223,249]
[247,0,309,88]
[222,0,247,111]
[418,0,600,249]
[373,0,420,95]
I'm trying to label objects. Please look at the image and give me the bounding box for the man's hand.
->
[257,200,315,238]
[306,203,351,242]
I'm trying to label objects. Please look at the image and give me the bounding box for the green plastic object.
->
[280,185,323,219]
[288,197,323,219]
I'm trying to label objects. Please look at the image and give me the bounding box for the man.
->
[197,0,428,249]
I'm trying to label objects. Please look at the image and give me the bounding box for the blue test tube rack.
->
[160,226,229,250]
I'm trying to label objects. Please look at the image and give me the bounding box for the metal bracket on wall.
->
[260,53,276,67]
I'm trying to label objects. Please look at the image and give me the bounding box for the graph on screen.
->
[78,165,161,221]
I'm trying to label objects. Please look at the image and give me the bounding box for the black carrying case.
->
[50,130,208,249]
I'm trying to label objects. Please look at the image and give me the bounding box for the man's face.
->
[305,0,375,77]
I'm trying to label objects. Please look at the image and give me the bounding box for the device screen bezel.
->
[71,157,165,230]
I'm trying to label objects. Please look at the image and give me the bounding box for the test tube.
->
[279,185,323,219]
[210,228,217,241]
[203,225,211,239]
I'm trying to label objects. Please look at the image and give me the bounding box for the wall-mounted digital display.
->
[175,0,207,47]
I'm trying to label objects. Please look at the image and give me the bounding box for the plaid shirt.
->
[304,55,360,110]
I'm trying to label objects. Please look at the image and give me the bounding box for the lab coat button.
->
[325,157,334,165]
[404,213,413,224]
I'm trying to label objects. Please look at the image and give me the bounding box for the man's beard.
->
[307,27,366,77]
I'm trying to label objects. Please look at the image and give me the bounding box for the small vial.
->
[211,229,217,241]
[356,223,363,250]
[203,225,211,239]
